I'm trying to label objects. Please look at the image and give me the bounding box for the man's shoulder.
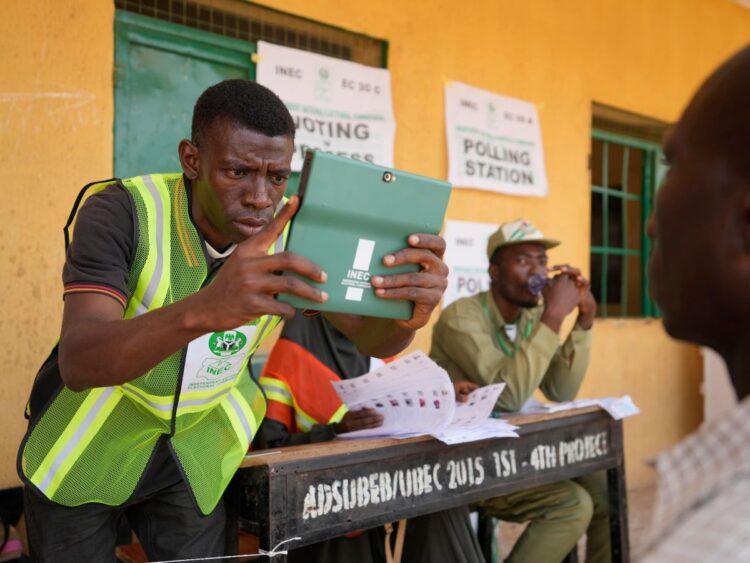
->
[74,182,135,234]
[73,180,132,221]
[77,171,184,224]
[437,293,485,324]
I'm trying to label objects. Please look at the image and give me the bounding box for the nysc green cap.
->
[486,218,560,260]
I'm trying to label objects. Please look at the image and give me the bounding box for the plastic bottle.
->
[528,273,551,295]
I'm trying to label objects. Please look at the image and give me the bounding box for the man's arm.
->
[254,409,383,449]
[538,325,593,402]
[254,419,336,449]
[324,233,448,358]
[59,197,327,391]
[538,272,596,402]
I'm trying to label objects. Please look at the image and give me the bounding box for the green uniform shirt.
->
[430,291,592,412]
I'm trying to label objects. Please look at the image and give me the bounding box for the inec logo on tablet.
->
[342,238,376,302]
[208,330,247,357]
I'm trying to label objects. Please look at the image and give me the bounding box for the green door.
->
[114,11,255,177]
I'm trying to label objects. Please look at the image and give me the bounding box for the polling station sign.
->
[445,82,548,197]
[256,41,395,171]
[442,220,497,306]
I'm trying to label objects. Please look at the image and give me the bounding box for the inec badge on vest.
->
[181,325,258,393]
[278,151,452,319]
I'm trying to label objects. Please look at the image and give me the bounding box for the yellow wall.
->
[0,0,115,488]
[257,0,743,487]
[1,0,747,489]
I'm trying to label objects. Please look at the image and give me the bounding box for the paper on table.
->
[331,352,519,443]
[434,419,520,445]
[333,350,440,404]
[432,384,519,444]
[447,383,506,429]
[332,351,455,438]
[519,395,640,421]
[595,395,640,419]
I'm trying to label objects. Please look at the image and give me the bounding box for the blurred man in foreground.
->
[642,42,750,562]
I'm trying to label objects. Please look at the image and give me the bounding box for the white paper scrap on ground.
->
[519,395,640,420]
[331,351,519,443]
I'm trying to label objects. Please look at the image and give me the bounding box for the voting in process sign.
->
[256,41,395,171]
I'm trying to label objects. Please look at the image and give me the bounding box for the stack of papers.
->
[332,351,519,444]
[519,395,640,420]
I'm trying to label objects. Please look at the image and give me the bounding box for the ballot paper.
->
[519,395,640,420]
[331,351,519,444]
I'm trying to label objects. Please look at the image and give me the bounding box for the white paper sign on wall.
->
[442,220,499,307]
[445,81,548,197]
[256,41,395,171]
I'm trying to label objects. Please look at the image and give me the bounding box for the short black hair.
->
[191,79,295,145]
[489,247,504,265]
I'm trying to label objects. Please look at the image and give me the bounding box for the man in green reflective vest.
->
[430,219,611,563]
[18,79,449,562]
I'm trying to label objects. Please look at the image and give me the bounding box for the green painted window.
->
[114,1,388,186]
[115,11,255,177]
[590,130,667,318]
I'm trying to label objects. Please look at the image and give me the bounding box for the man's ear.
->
[489,262,499,283]
[178,139,200,180]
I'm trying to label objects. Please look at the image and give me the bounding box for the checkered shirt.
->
[641,395,750,562]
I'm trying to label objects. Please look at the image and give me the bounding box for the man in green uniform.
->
[18,79,449,562]
[430,219,609,563]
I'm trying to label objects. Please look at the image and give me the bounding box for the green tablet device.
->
[278,151,452,320]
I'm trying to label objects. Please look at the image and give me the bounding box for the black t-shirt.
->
[61,183,136,304]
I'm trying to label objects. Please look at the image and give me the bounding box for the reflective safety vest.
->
[260,337,349,433]
[19,173,285,514]
[259,318,392,433]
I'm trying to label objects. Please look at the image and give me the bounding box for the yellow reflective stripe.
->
[259,376,290,393]
[125,176,157,318]
[176,387,234,415]
[257,372,339,430]
[30,388,122,497]
[172,175,199,268]
[257,369,315,430]
[120,385,173,420]
[328,403,349,425]
[295,406,317,432]
[259,376,293,406]
[125,175,172,318]
[247,315,280,356]
[221,388,261,451]
[265,390,293,407]
[144,174,172,311]
[120,383,173,405]
[178,379,236,401]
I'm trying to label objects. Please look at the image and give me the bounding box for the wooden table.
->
[227,406,629,562]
